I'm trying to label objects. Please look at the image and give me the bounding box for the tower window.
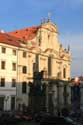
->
[63,67,66,78]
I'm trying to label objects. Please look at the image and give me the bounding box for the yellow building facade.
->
[0,20,71,111]
[8,20,71,109]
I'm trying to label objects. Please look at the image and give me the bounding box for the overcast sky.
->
[0,0,83,77]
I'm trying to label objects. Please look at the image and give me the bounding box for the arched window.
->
[57,72,61,79]
[48,56,52,76]
[63,67,66,78]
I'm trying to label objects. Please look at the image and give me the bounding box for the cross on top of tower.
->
[48,12,52,22]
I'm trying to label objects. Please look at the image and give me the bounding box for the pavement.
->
[69,111,83,125]
[0,110,83,125]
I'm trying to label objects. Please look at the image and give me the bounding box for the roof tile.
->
[0,32,20,47]
[8,26,39,40]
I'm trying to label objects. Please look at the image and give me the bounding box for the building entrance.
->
[0,97,4,111]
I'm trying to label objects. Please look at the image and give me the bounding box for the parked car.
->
[15,111,33,122]
[21,112,33,121]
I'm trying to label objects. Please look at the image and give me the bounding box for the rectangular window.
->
[22,66,27,74]
[0,78,5,87]
[11,97,15,110]
[1,61,5,69]
[22,82,26,93]
[35,54,39,72]
[48,56,52,76]
[12,50,16,55]
[23,51,27,58]
[12,79,16,87]
[2,47,6,53]
[12,63,16,71]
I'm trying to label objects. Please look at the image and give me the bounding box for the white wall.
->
[0,43,17,110]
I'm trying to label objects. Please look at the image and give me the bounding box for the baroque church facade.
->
[0,19,71,111]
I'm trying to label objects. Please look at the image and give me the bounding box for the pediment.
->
[41,21,58,33]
